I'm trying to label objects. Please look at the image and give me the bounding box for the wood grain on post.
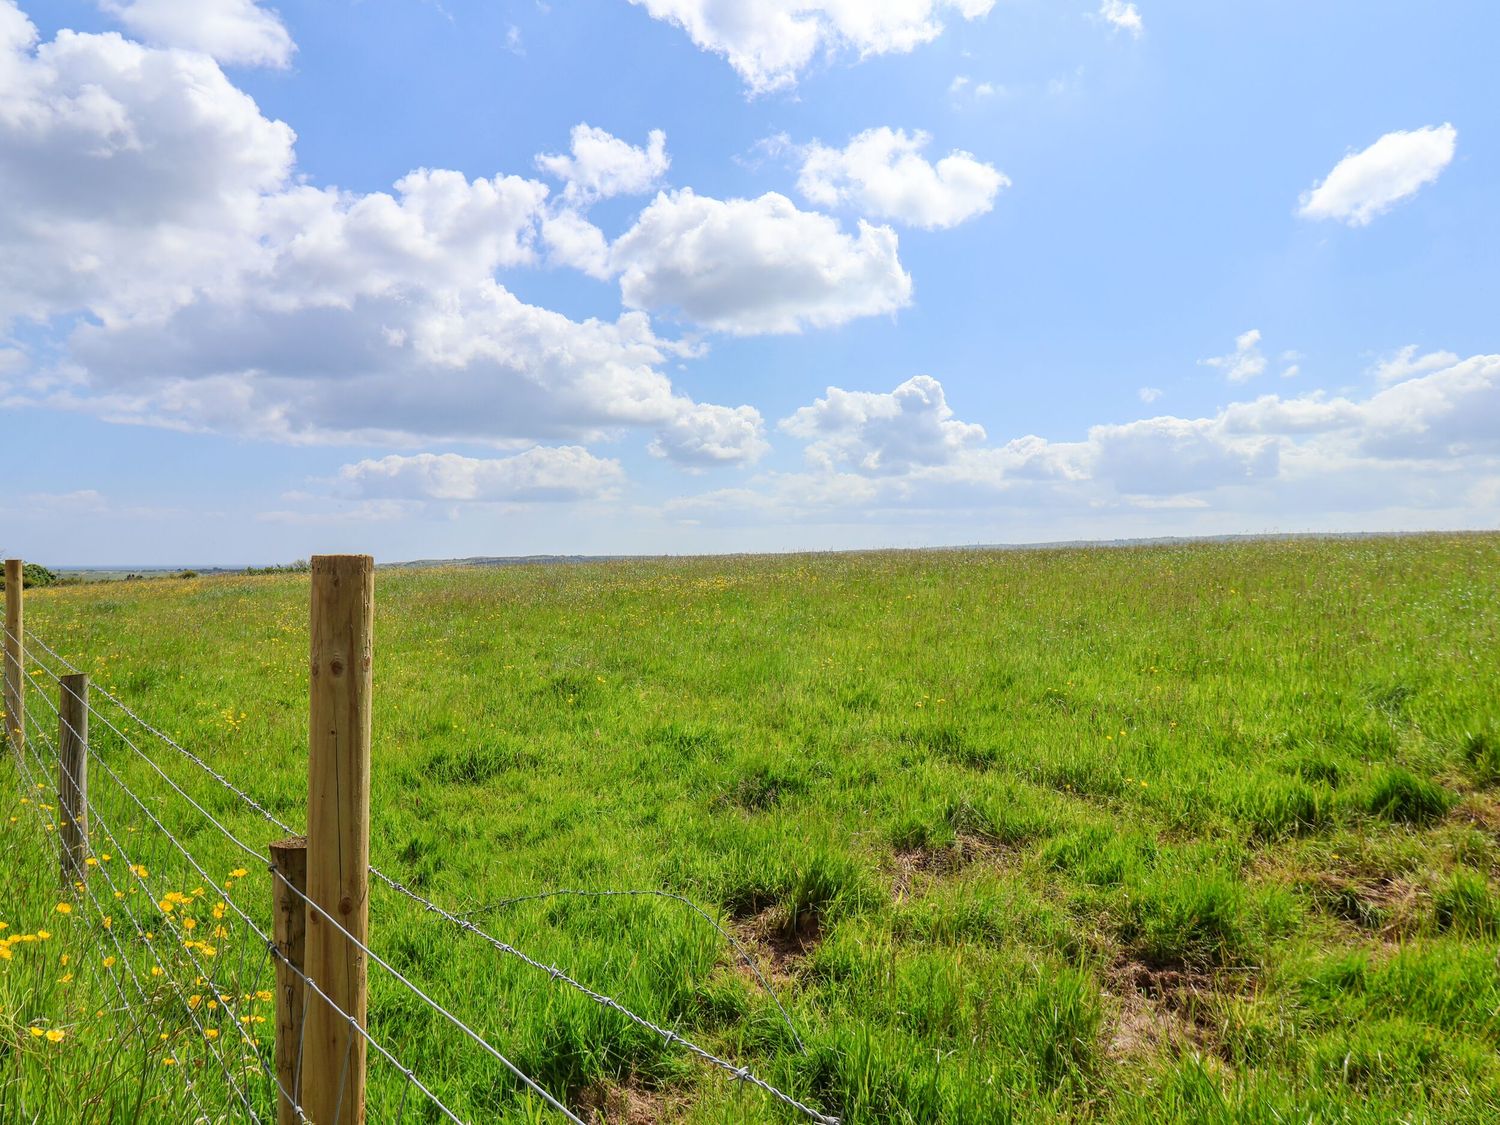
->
[58,673,89,883]
[303,555,373,1125]
[270,835,309,1125]
[4,559,21,755]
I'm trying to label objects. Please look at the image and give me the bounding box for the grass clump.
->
[1364,768,1455,824]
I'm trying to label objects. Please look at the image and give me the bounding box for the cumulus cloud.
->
[0,12,765,467]
[540,208,612,279]
[1138,387,1162,403]
[675,354,1500,522]
[649,402,769,466]
[1097,1,1143,38]
[1201,329,1268,384]
[1370,344,1461,386]
[339,447,625,502]
[627,0,996,93]
[780,375,985,472]
[796,127,1007,230]
[535,124,669,205]
[1299,124,1457,227]
[611,189,913,334]
[99,0,295,68]
[0,8,296,323]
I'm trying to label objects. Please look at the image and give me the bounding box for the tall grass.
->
[3,533,1498,1121]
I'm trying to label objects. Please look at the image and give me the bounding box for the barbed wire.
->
[24,629,298,837]
[23,644,581,1125]
[21,694,277,1123]
[28,683,496,1125]
[460,888,806,1052]
[15,625,842,1125]
[13,709,232,1123]
[372,868,841,1125]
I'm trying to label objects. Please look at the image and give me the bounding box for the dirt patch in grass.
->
[734,904,824,983]
[1103,959,1221,1060]
[575,1075,683,1124]
[1306,870,1425,938]
[889,834,1014,903]
[1453,792,1500,836]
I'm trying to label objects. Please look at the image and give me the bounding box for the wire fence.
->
[3,616,842,1125]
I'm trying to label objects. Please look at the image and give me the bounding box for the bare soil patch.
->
[574,1075,683,1124]
[733,904,824,983]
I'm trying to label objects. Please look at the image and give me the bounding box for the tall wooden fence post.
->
[58,674,89,883]
[4,559,21,755]
[303,555,374,1125]
[271,835,309,1125]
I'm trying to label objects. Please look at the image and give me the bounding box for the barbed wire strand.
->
[10,713,171,1073]
[20,628,840,1125]
[23,629,298,836]
[25,682,288,1124]
[26,652,572,1125]
[14,703,216,1110]
[372,868,842,1125]
[13,710,229,1124]
[33,691,459,1125]
[461,888,805,1052]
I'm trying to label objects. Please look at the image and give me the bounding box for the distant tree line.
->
[0,562,58,590]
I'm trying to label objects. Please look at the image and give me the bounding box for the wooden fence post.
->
[271,835,309,1125]
[58,673,89,882]
[303,555,374,1125]
[4,559,21,755]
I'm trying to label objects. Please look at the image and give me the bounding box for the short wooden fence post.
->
[303,555,374,1125]
[58,673,89,882]
[271,835,309,1125]
[4,559,21,755]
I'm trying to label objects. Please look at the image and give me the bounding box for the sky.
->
[1,0,1497,566]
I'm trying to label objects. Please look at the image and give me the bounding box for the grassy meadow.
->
[3,533,1499,1123]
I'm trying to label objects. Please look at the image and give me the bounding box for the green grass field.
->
[4,534,1499,1123]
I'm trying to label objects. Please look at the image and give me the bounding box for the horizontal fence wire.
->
[22,683,281,1123]
[11,707,229,1123]
[460,888,806,1051]
[15,624,843,1125]
[20,655,500,1125]
[16,631,580,1125]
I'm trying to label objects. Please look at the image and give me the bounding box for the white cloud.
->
[1201,329,1268,384]
[0,13,765,465]
[796,127,1007,230]
[339,447,625,502]
[1138,387,1162,403]
[948,75,999,101]
[99,0,294,68]
[780,375,985,472]
[627,0,996,93]
[535,124,669,204]
[1370,344,1461,386]
[0,8,296,324]
[678,354,1500,522]
[1299,124,1457,227]
[649,402,770,466]
[1097,1,1143,38]
[610,189,913,334]
[540,208,612,279]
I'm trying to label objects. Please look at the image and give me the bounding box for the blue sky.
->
[2,0,1496,565]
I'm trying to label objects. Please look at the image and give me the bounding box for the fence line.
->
[4,562,844,1125]
[20,646,503,1125]
[12,707,229,1123]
